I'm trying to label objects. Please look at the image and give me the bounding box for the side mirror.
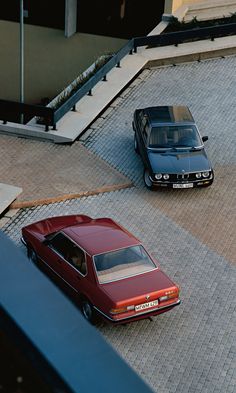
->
[202,136,208,142]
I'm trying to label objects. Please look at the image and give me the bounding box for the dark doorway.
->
[77,0,165,39]
[0,0,165,38]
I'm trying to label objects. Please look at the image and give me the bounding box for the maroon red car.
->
[21,215,180,324]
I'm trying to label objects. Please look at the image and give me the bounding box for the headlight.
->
[155,173,162,180]
[202,171,210,178]
[163,174,169,180]
[195,173,202,178]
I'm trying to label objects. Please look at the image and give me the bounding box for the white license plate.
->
[135,300,158,311]
[173,183,193,189]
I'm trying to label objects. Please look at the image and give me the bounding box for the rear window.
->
[94,245,156,284]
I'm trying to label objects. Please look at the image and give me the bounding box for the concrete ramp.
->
[0,183,22,215]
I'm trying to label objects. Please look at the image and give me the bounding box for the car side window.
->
[137,111,143,129]
[143,124,149,142]
[48,233,70,258]
[66,246,87,276]
[48,233,87,275]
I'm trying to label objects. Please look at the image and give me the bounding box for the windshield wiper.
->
[189,146,203,151]
[174,145,202,150]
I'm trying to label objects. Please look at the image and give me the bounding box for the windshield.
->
[149,125,202,148]
[94,245,156,284]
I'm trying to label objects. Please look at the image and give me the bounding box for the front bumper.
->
[150,173,214,188]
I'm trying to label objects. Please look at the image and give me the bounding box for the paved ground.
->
[2,56,236,393]
[0,136,131,208]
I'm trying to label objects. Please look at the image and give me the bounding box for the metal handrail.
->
[53,39,134,127]
[133,22,236,51]
[0,99,54,131]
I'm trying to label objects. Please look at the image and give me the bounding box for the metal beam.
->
[65,0,77,38]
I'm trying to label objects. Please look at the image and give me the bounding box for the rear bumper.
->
[95,299,181,324]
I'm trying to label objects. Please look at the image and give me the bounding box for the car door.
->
[61,242,86,291]
[59,242,96,301]
[41,232,76,280]
[140,121,152,169]
[135,110,145,154]
[39,232,69,277]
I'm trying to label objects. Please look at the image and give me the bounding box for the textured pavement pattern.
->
[0,136,131,207]
[2,56,236,393]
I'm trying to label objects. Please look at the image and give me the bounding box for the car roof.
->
[62,218,141,256]
[142,106,194,124]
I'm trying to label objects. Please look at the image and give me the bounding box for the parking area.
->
[2,56,236,393]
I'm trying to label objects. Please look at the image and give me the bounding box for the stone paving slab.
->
[0,135,132,209]
[0,183,22,215]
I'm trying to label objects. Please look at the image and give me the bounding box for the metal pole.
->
[20,0,24,123]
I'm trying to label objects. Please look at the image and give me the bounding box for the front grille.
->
[168,173,198,182]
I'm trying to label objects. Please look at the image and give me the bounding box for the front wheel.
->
[143,168,155,190]
[27,247,38,264]
[134,134,140,154]
[81,300,97,325]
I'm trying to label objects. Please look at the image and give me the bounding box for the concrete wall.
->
[0,21,126,104]
[165,0,205,14]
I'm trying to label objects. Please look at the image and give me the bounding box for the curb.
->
[10,182,134,209]
[146,46,236,68]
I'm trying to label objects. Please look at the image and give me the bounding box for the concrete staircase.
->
[184,0,236,22]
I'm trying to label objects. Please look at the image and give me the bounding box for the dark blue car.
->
[132,106,214,189]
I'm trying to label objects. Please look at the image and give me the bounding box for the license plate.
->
[173,183,193,189]
[135,300,158,311]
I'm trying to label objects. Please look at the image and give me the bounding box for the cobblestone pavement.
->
[0,136,131,207]
[2,56,236,393]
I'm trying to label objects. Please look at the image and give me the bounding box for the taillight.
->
[159,287,179,302]
[110,305,135,315]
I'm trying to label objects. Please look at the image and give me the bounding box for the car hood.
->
[101,269,176,302]
[148,149,211,173]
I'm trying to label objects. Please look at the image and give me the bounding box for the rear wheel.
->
[143,168,155,190]
[81,299,97,325]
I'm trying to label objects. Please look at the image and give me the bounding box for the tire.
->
[143,168,155,190]
[134,134,140,154]
[27,247,38,264]
[81,300,97,324]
